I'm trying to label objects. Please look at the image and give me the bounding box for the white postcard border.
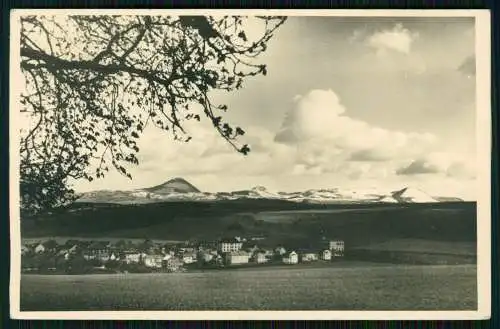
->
[9,9,492,320]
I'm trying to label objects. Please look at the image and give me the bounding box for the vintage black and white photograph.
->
[10,9,491,320]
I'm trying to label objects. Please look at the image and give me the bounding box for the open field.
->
[353,239,476,255]
[20,263,477,311]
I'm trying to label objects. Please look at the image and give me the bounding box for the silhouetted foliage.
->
[19,15,287,215]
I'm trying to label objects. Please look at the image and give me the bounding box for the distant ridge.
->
[76,179,467,205]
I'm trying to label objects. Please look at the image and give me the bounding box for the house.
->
[321,249,332,261]
[83,250,111,262]
[300,251,319,262]
[109,253,118,261]
[57,249,68,257]
[84,241,111,261]
[182,253,196,264]
[21,245,30,255]
[329,240,345,257]
[143,254,163,268]
[123,252,143,264]
[282,251,298,264]
[226,251,250,265]
[215,254,224,265]
[82,251,96,260]
[218,238,243,253]
[244,244,259,255]
[253,252,268,264]
[274,246,287,256]
[165,257,184,272]
[262,249,274,257]
[34,243,45,254]
[165,250,176,256]
[68,244,79,254]
[84,246,111,262]
[198,252,214,263]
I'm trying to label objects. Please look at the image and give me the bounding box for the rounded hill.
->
[144,178,201,194]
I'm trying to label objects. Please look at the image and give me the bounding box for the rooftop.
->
[219,238,242,244]
[228,251,249,256]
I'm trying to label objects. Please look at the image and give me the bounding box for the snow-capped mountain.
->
[220,186,280,200]
[391,187,439,203]
[76,178,462,204]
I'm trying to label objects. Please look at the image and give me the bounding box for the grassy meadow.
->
[20,263,477,311]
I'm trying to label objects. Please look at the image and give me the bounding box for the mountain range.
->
[76,177,464,205]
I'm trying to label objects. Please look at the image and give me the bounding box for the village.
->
[20,236,346,274]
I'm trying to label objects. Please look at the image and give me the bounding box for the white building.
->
[300,252,319,262]
[123,252,143,264]
[182,254,196,264]
[274,246,287,256]
[283,251,298,264]
[218,239,243,253]
[227,251,250,265]
[321,249,332,261]
[329,240,345,257]
[253,252,268,264]
[21,245,30,255]
[143,254,163,268]
[34,243,45,254]
[199,252,214,263]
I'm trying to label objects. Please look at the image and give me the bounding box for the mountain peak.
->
[144,177,201,194]
[392,186,436,203]
[168,177,192,184]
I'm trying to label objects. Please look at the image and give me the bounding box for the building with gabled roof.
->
[226,250,250,265]
[282,251,298,264]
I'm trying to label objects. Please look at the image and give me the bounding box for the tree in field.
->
[19,15,287,216]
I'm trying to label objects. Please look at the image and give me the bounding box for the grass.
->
[20,263,477,311]
[353,239,477,255]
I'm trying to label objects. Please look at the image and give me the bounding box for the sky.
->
[71,16,478,199]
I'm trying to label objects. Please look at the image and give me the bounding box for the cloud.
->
[349,149,395,162]
[347,24,426,75]
[367,23,419,55]
[274,89,437,178]
[73,88,475,193]
[396,152,476,178]
[396,159,441,175]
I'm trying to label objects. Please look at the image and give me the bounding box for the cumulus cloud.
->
[274,89,437,178]
[347,24,426,75]
[74,88,474,193]
[396,152,476,178]
[396,159,441,175]
[367,23,419,55]
[350,148,396,162]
